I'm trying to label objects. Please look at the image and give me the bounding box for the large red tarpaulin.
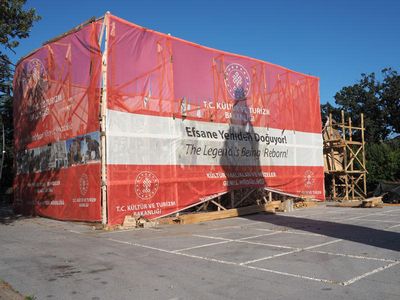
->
[13,21,102,221]
[14,14,324,225]
[105,15,324,225]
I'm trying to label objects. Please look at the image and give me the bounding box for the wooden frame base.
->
[157,203,278,225]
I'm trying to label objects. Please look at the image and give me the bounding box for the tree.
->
[322,69,400,144]
[381,68,400,134]
[335,68,400,143]
[0,0,40,191]
[322,68,400,192]
[334,72,390,143]
[320,101,340,127]
[366,139,400,188]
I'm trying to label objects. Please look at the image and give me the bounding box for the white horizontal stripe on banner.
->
[106,110,323,167]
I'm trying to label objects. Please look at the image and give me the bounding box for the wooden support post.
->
[341,111,348,173]
[211,197,226,211]
[234,189,256,208]
[348,117,352,143]
[361,113,367,197]
[332,176,336,199]
[349,116,354,171]
[100,13,110,225]
[329,113,335,171]
[345,173,349,200]
[349,116,354,199]
[342,111,349,200]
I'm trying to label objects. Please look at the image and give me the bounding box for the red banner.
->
[107,165,323,225]
[14,164,101,221]
[105,15,324,225]
[13,21,102,221]
[14,14,324,225]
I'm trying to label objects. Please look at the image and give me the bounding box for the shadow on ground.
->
[245,212,400,252]
[0,202,29,225]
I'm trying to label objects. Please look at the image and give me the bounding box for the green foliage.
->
[0,0,41,53]
[381,68,400,134]
[0,0,40,191]
[334,72,390,143]
[366,140,400,189]
[320,101,341,126]
[323,68,400,144]
[323,68,400,191]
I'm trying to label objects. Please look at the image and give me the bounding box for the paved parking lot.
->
[0,204,399,299]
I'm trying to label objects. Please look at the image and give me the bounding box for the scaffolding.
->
[323,111,367,201]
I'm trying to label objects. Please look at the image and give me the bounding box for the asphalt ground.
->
[0,204,399,300]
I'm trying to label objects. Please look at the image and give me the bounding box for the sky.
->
[10,0,400,105]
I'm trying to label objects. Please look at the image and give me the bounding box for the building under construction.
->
[13,13,325,226]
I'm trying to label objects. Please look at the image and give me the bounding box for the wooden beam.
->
[100,13,110,225]
[158,203,277,225]
[233,189,255,208]
[43,16,98,46]
[361,197,383,208]
[361,113,367,196]
[327,200,362,208]
[211,199,227,211]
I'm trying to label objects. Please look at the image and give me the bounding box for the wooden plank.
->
[326,197,384,208]
[158,204,276,225]
[361,197,383,208]
[211,199,227,211]
[267,200,282,207]
[326,200,362,208]
[293,200,319,209]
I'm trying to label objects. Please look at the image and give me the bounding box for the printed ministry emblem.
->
[135,171,159,200]
[224,63,251,100]
[304,170,315,189]
[79,173,89,196]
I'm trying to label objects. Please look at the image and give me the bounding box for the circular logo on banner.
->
[79,173,89,196]
[224,63,251,100]
[135,171,159,200]
[304,170,315,189]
